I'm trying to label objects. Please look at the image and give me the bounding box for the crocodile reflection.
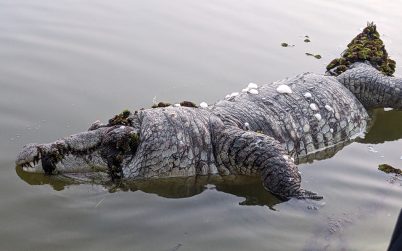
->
[16,166,281,208]
[16,109,402,207]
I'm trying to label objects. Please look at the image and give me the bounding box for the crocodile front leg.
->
[211,124,322,200]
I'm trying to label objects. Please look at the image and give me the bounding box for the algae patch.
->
[305,53,322,59]
[327,22,396,76]
[108,109,132,126]
[378,164,402,175]
[281,43,294,48]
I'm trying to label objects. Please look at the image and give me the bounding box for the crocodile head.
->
[15,123,140,179]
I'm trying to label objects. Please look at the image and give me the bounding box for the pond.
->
[0,0,401,250]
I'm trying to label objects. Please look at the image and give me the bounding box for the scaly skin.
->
[15,60,401,200]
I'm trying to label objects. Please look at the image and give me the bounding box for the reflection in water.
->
[16,166,282,208]
[298,109,402,164]
[359,109,402,144]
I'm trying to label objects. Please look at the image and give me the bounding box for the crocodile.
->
[15,24,402,200]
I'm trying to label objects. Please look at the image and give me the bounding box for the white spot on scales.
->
[276,84,293,94]
[199,102,208,108]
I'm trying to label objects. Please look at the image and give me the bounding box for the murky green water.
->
[1,0,401,250]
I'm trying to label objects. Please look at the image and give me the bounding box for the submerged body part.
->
[16,24,402,200]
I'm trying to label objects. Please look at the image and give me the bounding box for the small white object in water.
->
[283,155,289,160]
[400,156,402,160]
[325,105,334,112]
[174,103,181,107]
[330,128,334,133]
[304,92,312,98]
[248,82,258,89]
[314,113,322,121]
[288,177,294,181]
[249,89,259,95]
[310,103,319,111]
[241,88,249,93]
[367,145,378,153]
[276,84,292,94]
[230,92,239,97]
[384,107,394,111]
[199,102,208,108]
[225,95,230,99]
[119,126,125,129]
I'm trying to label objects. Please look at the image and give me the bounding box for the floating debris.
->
[306,53,322,59]
[378,164,402,175]
[281,43,295,47]
[307,205,318,210]
[276,84,293,94]
[384,107,394,111]
[367,145,378,153]
[304,92,312,98]
[95,197,106,208]
[326,22,396,76]
[314,113,322,121]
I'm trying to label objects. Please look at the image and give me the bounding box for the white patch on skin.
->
[249,89,259,94]
[248,83,258,89]
[199,102,208,108]
[325,105,334,112]
[174,103,181,107]
[304,92,312,98]
[384,107,393,111]
[310,103,319,111]
[276,84,292,94]
[330,128,334,133]
[314,113,322,121]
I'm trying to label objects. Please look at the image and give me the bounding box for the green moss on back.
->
[327,22,396,76]
[108,109,132,126]
[151,102,171,108]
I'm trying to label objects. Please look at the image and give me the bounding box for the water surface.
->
[1,0,402,250]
